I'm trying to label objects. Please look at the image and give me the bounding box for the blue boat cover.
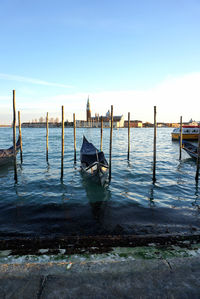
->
[0,137,20,159]
[80,136,108,166]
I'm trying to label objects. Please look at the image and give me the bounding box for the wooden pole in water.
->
[127,112,130,160]
[152,106,157,183]
[46,112,49,162]
[73,113,76,163]
[195,131,200,182]
[109,105,113,181]
[61,106,64,180]
[179,116,183,160]
[13,90,17,182]
[100,116,103,151]
[18,111,23,163]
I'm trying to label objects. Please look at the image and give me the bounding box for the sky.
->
[0,0,200,124]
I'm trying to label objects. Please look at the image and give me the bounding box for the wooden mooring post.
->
[179,116,183,160]
[109,105,113,181]
[73,113,76,163]
[127,112,130,160]
[195,131,200,182]
[18,111,23,163]
[100,116,103,151]
[13,90,17,182]
[152,106,157,183]
[61,106,64,180]
[46,112,49,162]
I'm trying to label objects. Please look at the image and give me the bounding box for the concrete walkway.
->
[0,255,200,298]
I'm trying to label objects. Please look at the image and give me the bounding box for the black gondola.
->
[0,137,20,167]
[182,141,198,160]
[80,136,109,184]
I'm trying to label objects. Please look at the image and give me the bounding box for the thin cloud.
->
[1,72,200,124]
[0,73,73,88]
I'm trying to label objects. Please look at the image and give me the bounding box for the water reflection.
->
[192,183,200,213]
[0,163,13,177]
[81,174,111,222]
[46,162,50,172]
[179,157,196,166]
[195,182,199,198]
[148,184,155,208]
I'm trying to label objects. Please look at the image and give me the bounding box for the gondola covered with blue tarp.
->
[0,137,20,166]
[182,141,198,160]
[80,136,108,184]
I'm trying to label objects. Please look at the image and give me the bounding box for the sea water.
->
[0,127,199,238]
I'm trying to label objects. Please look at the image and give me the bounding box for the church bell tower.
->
[86,97,91,122]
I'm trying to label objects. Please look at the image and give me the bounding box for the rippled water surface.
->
[0,127,200,238]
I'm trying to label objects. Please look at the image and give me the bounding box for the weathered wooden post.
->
[46,112,49,162]
[152,106,157,183]
[18,111,23,163]
[127,112,130,160]
[109,105,113,181]
[61,106,64,180]
[100,116,103,151]
[13,90,17,182]
[195,131,200,182]
[179,116,183,160]
[73,113,76,163]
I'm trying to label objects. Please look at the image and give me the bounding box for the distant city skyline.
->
[0,1,200,124]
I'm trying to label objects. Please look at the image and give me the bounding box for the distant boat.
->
[80,136,109,185]
[182,141,198,160]
[0,137,20,166]
[171,126,200,140]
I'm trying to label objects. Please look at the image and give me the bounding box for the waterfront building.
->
[143,122,154,128]
[157,122,168,127]
[91,115,124,128]
[187,119,199,126]
[124,120,143,128]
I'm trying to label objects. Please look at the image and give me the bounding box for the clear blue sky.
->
[0,0,200,123]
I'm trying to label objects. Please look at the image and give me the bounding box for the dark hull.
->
[182,141,198,160]
[80,136,109,185]
[0,138,20,166]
